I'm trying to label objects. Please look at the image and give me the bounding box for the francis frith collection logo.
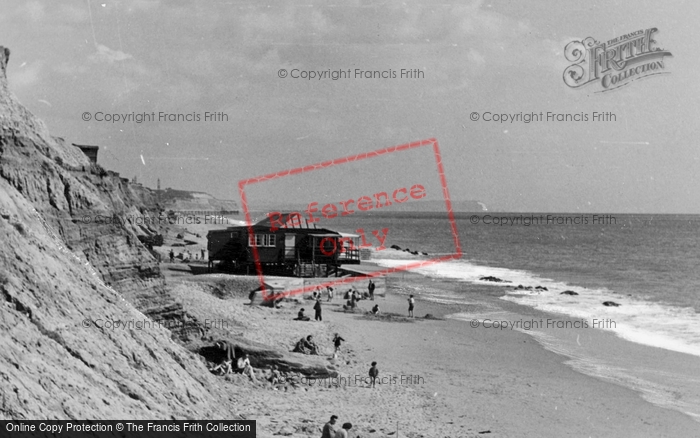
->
[563,27,672,92]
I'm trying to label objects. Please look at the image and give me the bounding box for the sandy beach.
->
[163,265,699,438]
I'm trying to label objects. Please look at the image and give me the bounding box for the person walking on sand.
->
[169,249,174,263]
[334,423,352,438]
[326,286,334,302]
[332,333,345,356]
[408,295,415,317]
[368,279,376,300]
[321,415,338,438]
[314,298,323,321]
[369,361,379,388]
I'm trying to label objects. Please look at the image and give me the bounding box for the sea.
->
[311,212,700,421]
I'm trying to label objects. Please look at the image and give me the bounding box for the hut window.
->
[248,234,276,247]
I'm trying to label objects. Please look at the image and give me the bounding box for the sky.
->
[1,0,699,213]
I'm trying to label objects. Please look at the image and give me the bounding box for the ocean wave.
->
[373,258,700,358]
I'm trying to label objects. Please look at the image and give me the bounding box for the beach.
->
[166,264,700,438]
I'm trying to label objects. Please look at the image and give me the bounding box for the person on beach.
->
[314,298,323,321]
[169,249,174,263]
[295,308,311,321]
[293,335,319,355]
[269,365,282,387]
[334,423,352,438]
[239,353,257,382]
[368,279,375,300]
[371,304,380,315]
[408,295,415,317]
[369,361,379,388]
[210,340,236,375]
[333,333,345,354]
[321,415,338,438]
[326,286,334,302]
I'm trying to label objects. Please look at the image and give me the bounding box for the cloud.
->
[90,44,133,64]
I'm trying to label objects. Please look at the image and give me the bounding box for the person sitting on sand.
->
[371,304,380,315]
[238,353,257,382]
[210,340,236,375]
[306,335,320,355]
[293,335,319,355]
[321,415,338,438]
[334,422,352,438]
[210,360,232,375]
[269,365,282,386]
[294,308,311,321]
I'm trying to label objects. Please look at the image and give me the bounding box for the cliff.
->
[158,188,239,215]
[0,46,233,419]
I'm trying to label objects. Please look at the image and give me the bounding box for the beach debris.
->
[515,285,533,290]
[478,430,492,434]
[273,426,294,436]
[535,286,548,291]
[479,276,510,283]
[561,290,578,296]
[602,301,621,307]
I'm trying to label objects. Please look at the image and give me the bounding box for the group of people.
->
[293,335,320,355]
[294,298,323,322]
[321,416,353,438]
[209,340,257,382]
[311,286,335,302]
[291,333,345,358]
[167,248,206,263]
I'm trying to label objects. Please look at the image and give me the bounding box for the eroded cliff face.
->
[0,46,231,419]
[0,46,188,324]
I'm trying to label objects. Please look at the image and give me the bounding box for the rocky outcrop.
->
[0,46,231,419]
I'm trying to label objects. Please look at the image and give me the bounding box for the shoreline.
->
[167,263,700,437]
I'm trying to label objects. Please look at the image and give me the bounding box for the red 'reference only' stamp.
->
[237,138,461,301]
